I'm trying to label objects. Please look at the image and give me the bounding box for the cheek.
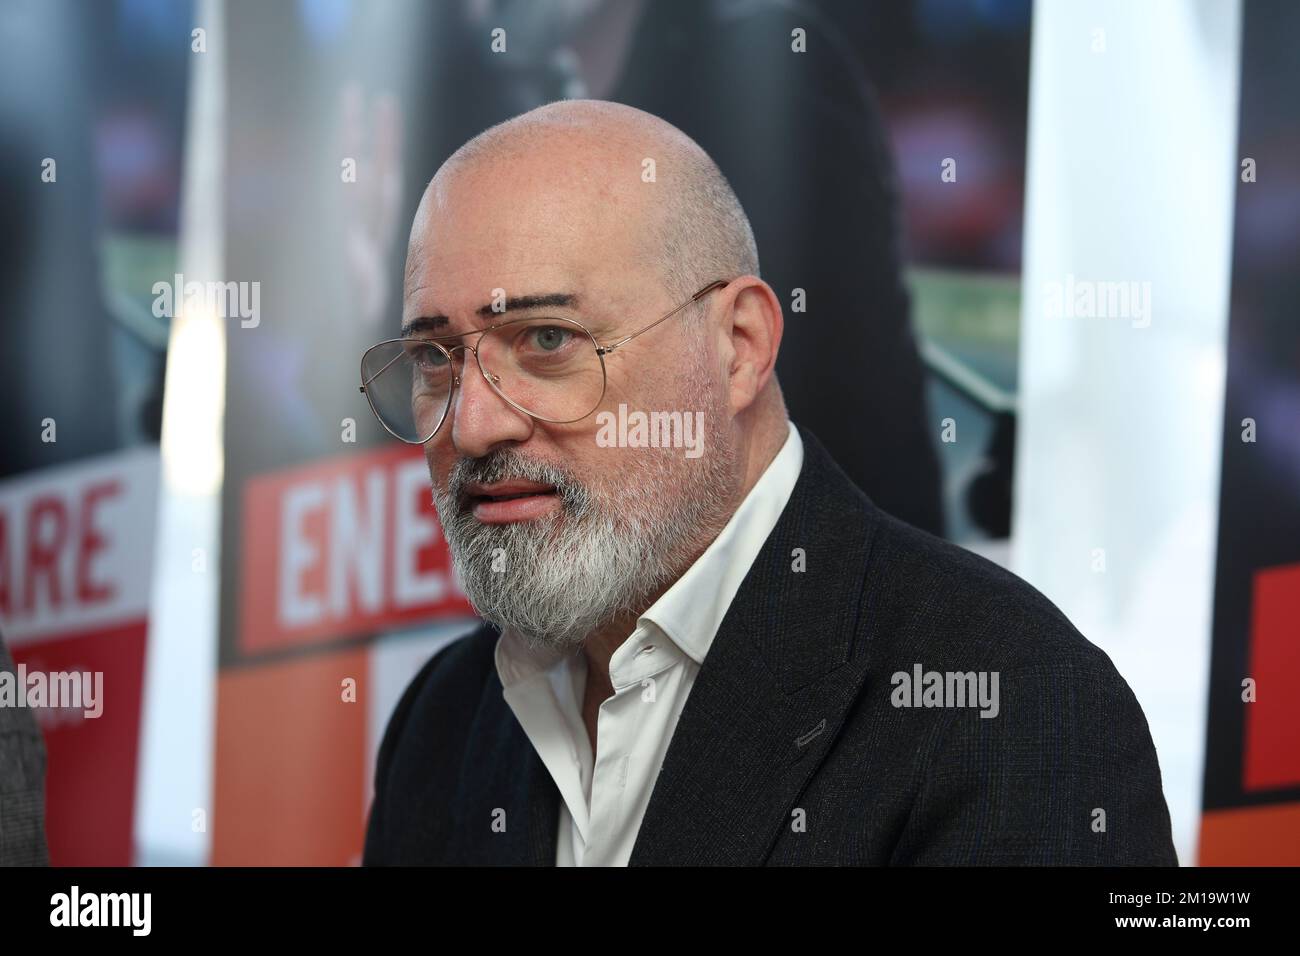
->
[545,423,602,472]
[425,437,456,493]
[601,364,680,413]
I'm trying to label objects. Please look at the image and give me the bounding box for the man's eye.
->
[409,344,449,368]
[527,326,572,351]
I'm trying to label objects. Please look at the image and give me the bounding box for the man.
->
[0,630,49,866]
[362,100,1177,865]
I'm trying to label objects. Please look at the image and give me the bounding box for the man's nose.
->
[448,348,533,457]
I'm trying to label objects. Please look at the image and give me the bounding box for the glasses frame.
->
[359,278,731,445]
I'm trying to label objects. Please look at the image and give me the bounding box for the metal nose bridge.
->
[442,341,501,388]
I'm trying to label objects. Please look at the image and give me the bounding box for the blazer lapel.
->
[629,428,880,865]
[450,665,560,865]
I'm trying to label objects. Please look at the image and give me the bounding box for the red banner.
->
[0,448,158,865]
[239,443,472,654]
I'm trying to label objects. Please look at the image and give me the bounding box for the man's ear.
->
[721,277,783,414]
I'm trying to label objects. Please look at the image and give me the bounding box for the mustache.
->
[445,448,590,513]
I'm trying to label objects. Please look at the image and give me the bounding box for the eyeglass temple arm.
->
[595,280,729,356]
[359,348,409,392]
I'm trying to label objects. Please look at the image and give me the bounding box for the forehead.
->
[403,158,651,320]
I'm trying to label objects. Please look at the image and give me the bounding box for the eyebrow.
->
[401,292,579,338]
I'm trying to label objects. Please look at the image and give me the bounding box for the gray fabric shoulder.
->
[0,633,50,867]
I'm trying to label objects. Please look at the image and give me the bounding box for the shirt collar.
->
[496,631,572,690]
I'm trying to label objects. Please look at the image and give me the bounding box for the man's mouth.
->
[464,480,561,524]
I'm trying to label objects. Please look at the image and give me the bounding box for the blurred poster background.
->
[1199,0,1300,863]
[0,0,190,864]
[210,0,1033,864]
[0,0,1293,866]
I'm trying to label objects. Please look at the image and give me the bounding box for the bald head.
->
[416,99,758,315]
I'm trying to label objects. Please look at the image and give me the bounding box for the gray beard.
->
[433,433,735,655]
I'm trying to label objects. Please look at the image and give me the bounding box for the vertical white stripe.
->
[1014,0,1242,865]
[135,0,227,866]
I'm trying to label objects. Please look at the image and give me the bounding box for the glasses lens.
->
[476,317,605,422]
[361,339,453,442]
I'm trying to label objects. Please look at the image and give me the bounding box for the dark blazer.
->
[0,631,49,866]
[364,427,1178,865]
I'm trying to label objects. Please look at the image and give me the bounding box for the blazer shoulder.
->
[364,622,499,865]
[383,622,499,746]
[796,427,1115,679]
[848,520,1177,864]
[862,507,1115,676]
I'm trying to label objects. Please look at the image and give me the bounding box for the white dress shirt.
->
[494,421,804,865]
